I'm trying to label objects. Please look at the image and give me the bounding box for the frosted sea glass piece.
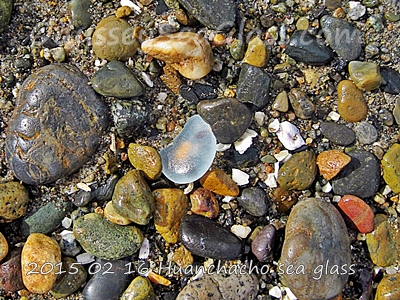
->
[160,115,216,184]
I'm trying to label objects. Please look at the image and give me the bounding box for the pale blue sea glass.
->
[160,115,216,184]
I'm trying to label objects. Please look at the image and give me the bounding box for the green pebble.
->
[0,0,12,33]
[296,17,309,30]
[382,144,400,194]
[230,39,245,61]
[121,277,155,300]
[69,0,92,30]
[362,0,378,7]
[261,155,276,164]
[73,213,144,260]
[384,12,400,22]
[271,2,286,13]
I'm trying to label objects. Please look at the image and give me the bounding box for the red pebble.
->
[338,195,374,233]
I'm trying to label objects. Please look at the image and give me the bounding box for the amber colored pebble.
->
[190,188,219,218]
[338,195,374,233]
[337,80,368,123]
[104,201,131,225]
[0,231,8,261]
[148,271,171,286]
[127,143,162,180]
[329,294,342,300]
[171,245,193,268]
[375,273,400,300]
[160,65,181,94]
[270,187,298,213]
[316,150,351,180]
[115,6,132,18]
[200,170,239,196]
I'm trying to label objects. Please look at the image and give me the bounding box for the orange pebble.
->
[148,270,171,286]
[338,195,374,233]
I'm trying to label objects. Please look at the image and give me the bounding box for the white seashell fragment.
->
[222,196,234,203]
[255,111,266,126]
[76,253,95,265]
[276,121,305,150]
[139,238,150,259]
[62,217,72,229]
[141,32,214,80]
[268,119,280,133]
[231,224,251,239]
[141,72,154,87]
[120,0,142,13]
[234,129,258,154]
[216,143,231,152]
[232,168,249,185]
[274,150,290,162]
[77,182,91,192]
[269,286,282,299]
[282,287,298,300]
[265,173,278,188]
[321,182,332,193]
[328,111,340,121]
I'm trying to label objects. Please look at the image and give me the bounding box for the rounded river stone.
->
[5,64,109,185]
[73,213,143,260]
[320,122,356,146]
[180,214,243,260]
[0,181,29,222]
[0,0,12,33]
[279,198,351,300]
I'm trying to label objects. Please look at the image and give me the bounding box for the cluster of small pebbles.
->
[1,0,400,299]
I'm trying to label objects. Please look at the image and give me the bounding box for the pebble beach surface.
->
[1,0,400,299]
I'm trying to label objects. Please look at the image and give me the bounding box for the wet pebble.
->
[160,115,216,184]
[91,61,144,98]
[277,151,317,191]
[279,198,351,300]
[243,36,269,68]
[21,233,62,294]
[50,257,87,298]
[354,121,378,144]
[197,98,253,144]
[112,170,155,225]
[176,276,222,299]
[332,149,380,198]
[348,61,382,91]
[285,30,333,65]
[0,249,24,292]
[378,109,394,126]
[73,213,143,260]
[189,188,219,218]
[366,215,400,267]
[337,80,367,122]
[92,16,138,61]
[320,122,356,146]
[320,15,362,61]
[128,143,162,180]
[69,0,92,30]
[382,143,400,194]
[338,195,374,233]
[141,32,213,80]
[91,174,120,202]
[104,201,131,225]
[176,0,236,29]
[317,150,351,180]
[272,91,289,112]
[111,99,148,139]
[237,63,271,109]
[180,214,243,260]
[270,187,298,213]
[0,232,8,261]
[153,188,188,243]
[5,64,109,185]
[200,169,239,196]
[347,1,366,20]
[22,202,67,236]
[0,182,29,222]
[121,276,155,300]
[0,0,12,33]
[237,187,269,217]
[82,259,133,300]
[251,224,276,262]
[380,66,400,94]
[288,88,315,119]
[375,273,400,300]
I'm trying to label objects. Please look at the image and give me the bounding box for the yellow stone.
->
[21,233,61,294]
[104,201,131,225]
[128,143,162,180]
[121,276,155,300]
[200,169,240,196]
[153,189,189,244]
[337,80,368,122]
[375,273,400,300]
[382,143,400,194]
[243,36,269,68]
[115,6,132,18]
[296,17,309,30]
[0,231,8,261]
[349,61,382,91]
[171,245,193,268]
[0,182,29,222]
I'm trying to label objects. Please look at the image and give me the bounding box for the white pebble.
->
[61,217,72,229]
[232,169,249,185]
[255,111,266,126]
[139,238,150,259]
[234,129,258,154]
[60,230,75,243]
[332,195,342,203]
[76,253,95,265]
[328,111,340,121]
[120,0,142,13]
[321,182,332,193]
[385,266,397,275]
[231,224,251,239]
[222,196,235,203]
[269,286,282,299]
[383,185,392,196]
[157,92,168,102]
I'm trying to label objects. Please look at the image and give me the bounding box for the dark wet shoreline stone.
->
[5,64,109,185]
[320,122,356,146]
[180,214,243,260]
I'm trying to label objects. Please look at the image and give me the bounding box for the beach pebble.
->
[5,64,109,185]
[92,16,138,61]
[337,80,367,122]
[0,182,29,222]
[160,115,216,184]
[251,224,276,262]
[347,1,366,20]
[382,143,400,193]
[180,214,243,260]
[0,249,24,292]
[91,61,144,98]
[380,67,400,94]
[198,98,253,144]
[354,121,378,144]
[69,0,92,29]
[73,213,143,260]
[104,201,131,225]
[316,150,351,180]
[153,188,189,244]
[21,233,62,294]
[288,88,315,119]
[375,273,400,300]
[121,276,155,300]
[332,149,380,198]
[200,169,240,196]
[279,198,351,300]
[278,151,317,191]
[320,122,356,146]
[272,91,289,112]
[128,143,162,180]
[348,61,382,91]
[243,36,269,68]
[190,188,219,218]
[0,232,8,261]
[337,195,374,233]
[141,32,213,80]
[0,0,12,33]
[112,170,155,225]
[237,187,269,217]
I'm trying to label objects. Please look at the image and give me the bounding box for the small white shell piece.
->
[269,120,305,150]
